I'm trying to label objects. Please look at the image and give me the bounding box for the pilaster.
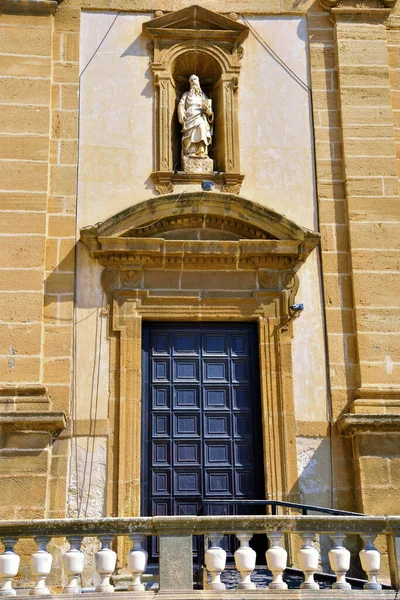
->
[328,1,400,411]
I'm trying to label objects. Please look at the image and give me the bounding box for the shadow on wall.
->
[120,33,153,99]
[44,242,106,315]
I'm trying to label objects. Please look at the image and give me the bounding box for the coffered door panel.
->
[142,323,264,562]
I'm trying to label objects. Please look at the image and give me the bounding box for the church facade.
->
[0,0,400,578]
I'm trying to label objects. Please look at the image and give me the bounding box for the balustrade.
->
[0,515,398,596]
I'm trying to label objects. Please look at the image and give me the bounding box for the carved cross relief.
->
[142,5,248,195]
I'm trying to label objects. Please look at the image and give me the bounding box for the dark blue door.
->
[141,323,265,559]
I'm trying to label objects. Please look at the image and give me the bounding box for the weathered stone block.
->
[0,270,43,291]
[182,155,213,173]
[44,358,71,383]
[0,450,48,475]
[45,272,74,294]
[0,106,50,134]
[0,55,51,78]
[44,325,72,357]
[325,307,354,334]
[0,26,51,56]
[61,84,79,110]
[53,61,79,84]
[181,270,256,290]
[353,272,400,306]
[350,222,400,250]
[0,78,50,105]
[52,110,78,139]
[0,134,49,161]
[1,161,48,192]
[60,140,78,164]
[0,323,42,355]
[0,237,45,268]
[54,7,81,32]
[50,165,78,196]
[48,215,76,238]
[0,356,41,381]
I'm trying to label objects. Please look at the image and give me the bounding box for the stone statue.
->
[177,74,214,173]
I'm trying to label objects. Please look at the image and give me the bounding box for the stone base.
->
[128,584,145,592]
[238,581,256,589]
[301,582,320,590]
[269,582,288,590]
[182,156,213,174]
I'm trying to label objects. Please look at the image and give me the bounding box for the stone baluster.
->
[266,532,288,590]
[359,534,382,590]
[30,537,52,596]
[297,533,320,590]
[63,536,84,594]
[328,533,351,590]
[234,532,256,589]
[95,535,116,593]
[0,538,20,596]
[205,534,226,591]
[127,535,148,592]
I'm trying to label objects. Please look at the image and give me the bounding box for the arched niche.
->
[171,51,223,173]
[143,6,248,195]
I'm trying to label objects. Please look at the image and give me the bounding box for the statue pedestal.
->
[182,156,213,174]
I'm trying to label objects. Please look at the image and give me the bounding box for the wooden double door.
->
[141,322,265,560]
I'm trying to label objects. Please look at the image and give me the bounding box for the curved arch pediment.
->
[83,192,318,242]
[80,192,319,270]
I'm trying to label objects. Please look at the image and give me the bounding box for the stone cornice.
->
[0,0,62,15]
[337,413,400,435]
[319,0,396,18]
[0,411,67,434]
[81,237,314,271]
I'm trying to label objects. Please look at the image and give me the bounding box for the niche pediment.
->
[143,5,249,43]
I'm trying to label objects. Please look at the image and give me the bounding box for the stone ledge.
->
[0,0,62,15]
[0,411,67,434]
[0,514,398,537]
[337,413,400,435]
[0,384,51,412]
[7,593,399,600]
[151,172,245,195]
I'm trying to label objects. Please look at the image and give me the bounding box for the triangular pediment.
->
[143,5,249,42]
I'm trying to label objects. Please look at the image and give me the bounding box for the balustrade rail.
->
[0,515,399,596]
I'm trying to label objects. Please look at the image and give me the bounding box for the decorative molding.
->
[0,0,62,15]
[354,387,400,400]
[107,290,298,516]
[151,172,245,195]
[337,413,400,435]
[120,268,142,289]
[349,387,400,414]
